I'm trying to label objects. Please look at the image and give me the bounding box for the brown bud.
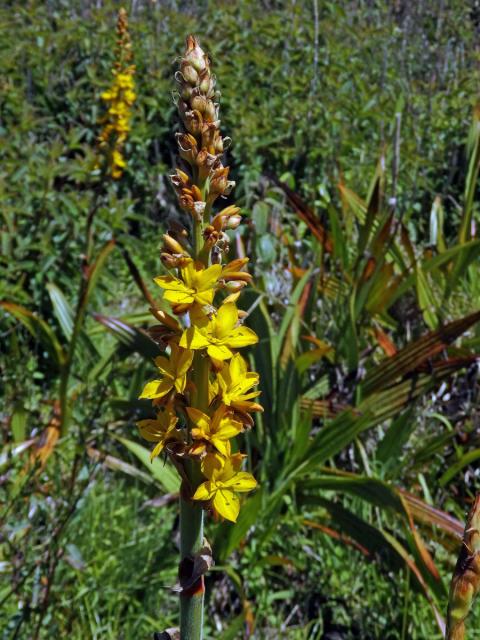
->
[180,84,194,101]
[161,253,181,268]
[181,63,199,85]
[184,110,203,136]
[224,281,247,293]
[172,303,191,315]
[163,234,185,255]
[191,95,207,113]
[191,184,203,202]
[223,257,249,272]
[204,100,216,122]
[196,149,218,181]
[184,35,208,73]
[177,133,198,164]
[199,69,214,95]
[223,271,253,283]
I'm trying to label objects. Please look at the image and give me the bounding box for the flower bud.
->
[161,252,181,268]
[184,35,207,73]
[225,281,247,293]
[223,272,253,283]
[226,215,242,229]
[180,84,194,101]
[191,95,207,113]
[163,234,185,255]
[199,69,214,95]
[181,63,199,85]
[184,110,203,135]
[204,100,216,122]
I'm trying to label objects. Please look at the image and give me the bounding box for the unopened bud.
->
[223,271,253,283]
[205,100,216,121]
[225,281,247,293]
[223,257,249,273]
[191,95,207,113]
[199,70,213,95]
[161,252,181,268]
[180,84,194,100]
[172,302,191,315]
[181,63,199,85]
[163,234,185,254]
[191,184,203,201]
[184,35,207,73]
[184,109,203,135]
[226,215,242,229]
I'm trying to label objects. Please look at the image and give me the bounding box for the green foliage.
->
[1,0,480,638]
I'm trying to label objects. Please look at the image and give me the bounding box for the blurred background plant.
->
[1,0,480,638]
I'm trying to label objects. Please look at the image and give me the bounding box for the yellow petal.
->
[216,418,243,440]
[180,326,210,350]
[150,440,165,460]
[176,348,195,377]
[213,488,240,522]
[230,353,248,379]
[224,326,258,349]
[193,481,215,501]
[216,303,238,338]
[210,437,230,456]
[201,452,225,480]
[223,471,257,492]
[139,379,172,399]
[163,288,195,305]
[207,343,233,361]
[194,288,215,306]
[186,407,211,434]
[198,264,222,289]
[154,355,174,377]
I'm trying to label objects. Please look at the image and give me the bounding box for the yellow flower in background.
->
[97,8,135,180]
[217,353,262,412]
[137,407,179,460]
[187,405,243,456]
[180,303,258,360]
[140,344,193,400]
[155,260,222,308]
[192,453,257,522]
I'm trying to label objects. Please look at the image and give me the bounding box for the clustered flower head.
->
[97,7,136,179]
[138,36,262,523]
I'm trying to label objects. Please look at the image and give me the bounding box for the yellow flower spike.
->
[137,408,179,460]
[217,353,262,412]
[140,344,194,400]
[155,260,222,308]
[97,8,135,180]
[180,302,258,361]
[187,405,243,456]
[192,453,257,522]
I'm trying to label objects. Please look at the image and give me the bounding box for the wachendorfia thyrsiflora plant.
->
[97,7,136,181]
[137,36,261,639]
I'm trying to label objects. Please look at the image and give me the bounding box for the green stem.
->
[179,488,204,640]
[178,218,209,640]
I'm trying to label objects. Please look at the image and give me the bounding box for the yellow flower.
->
[180,303,258,360]
[140,344,193,400]
[192,453,257,522]
[154,260,222,308]
[186,405,243,456]
[137,407,179,460]
[217,353,262,412]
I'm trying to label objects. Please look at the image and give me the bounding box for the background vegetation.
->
[1,0,480,638]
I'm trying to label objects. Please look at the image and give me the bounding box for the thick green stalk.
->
[179,490,204,640]
[178,218,208,640]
